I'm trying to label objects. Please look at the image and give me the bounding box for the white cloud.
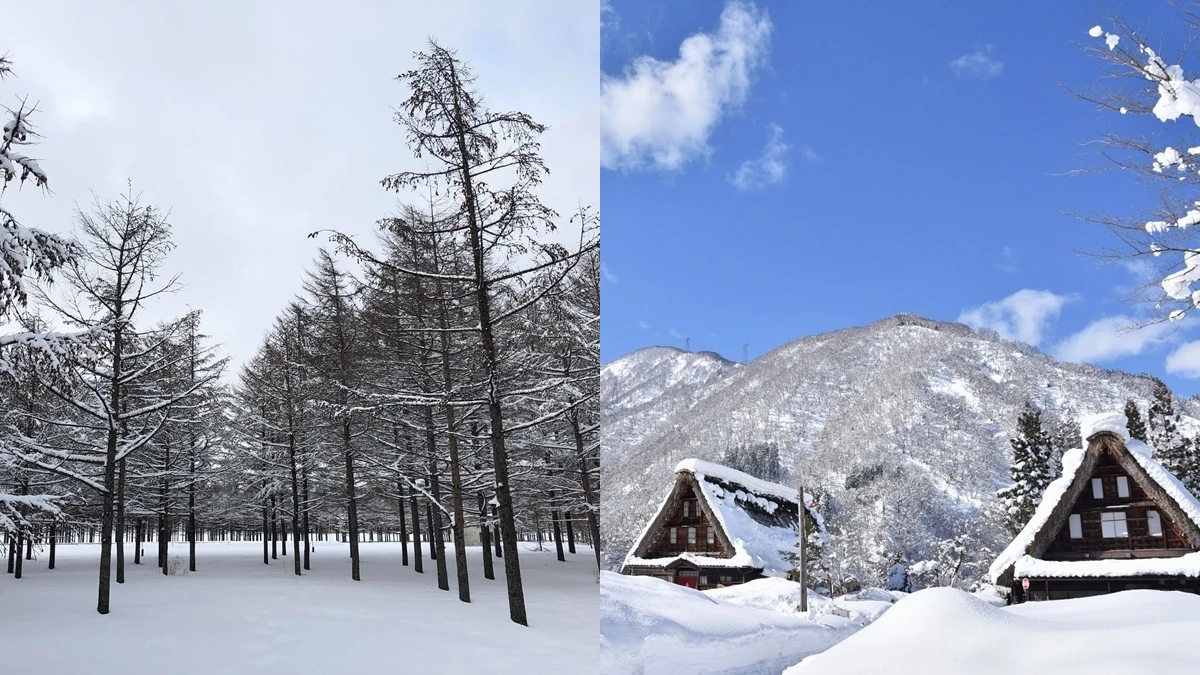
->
[958,289,1077,346]
[950,45,1003,79]
[601,0,772,171]
[1166,341,1200,378]
[1054,316,1178,364]
[601,262,618,284]
[729,123,789,190]
[638,320,650,330]
[800,145,820,162]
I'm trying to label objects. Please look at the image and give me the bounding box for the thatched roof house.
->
[989,412,1200,602]
[620,459,825,590]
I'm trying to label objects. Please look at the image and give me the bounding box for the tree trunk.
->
[411,489,423,574]
[13,530,23,579]
[398,480,409,567]
[134,518,142,565]
[343,417,360,581]
[492,504,503,559]
[271,493,278,560]
[551,501,565,562]
[302,469,311,571]
[116,457,126,583]
[570,412,601,572]
[48,523,56,570]
[565,513,576,554]
[262,493,270,565]
[189,455,197,573]
[97,423,119,613]
[479,493,494,580]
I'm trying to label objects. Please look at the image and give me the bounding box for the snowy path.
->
[1,541,598,674]
[601,573,894,675]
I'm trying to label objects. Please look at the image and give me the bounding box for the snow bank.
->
[601,572,859,675]
[786,587,1200,675]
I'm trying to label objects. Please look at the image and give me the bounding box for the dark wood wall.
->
[1045,453,1191,559]
[647,484,728,557]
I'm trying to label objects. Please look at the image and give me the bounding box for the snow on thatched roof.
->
[624,459,827,577]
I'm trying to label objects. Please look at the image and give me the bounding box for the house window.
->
[687,527,697,544]
[682,501,689,518]
[1092,478,1104,499]
[1101,511,1128,538]
[1069,514,1083,539]
[1148,510,1163,537]
[706,527,715,545]
[1116,476,1130,498]
[669,528,677,545]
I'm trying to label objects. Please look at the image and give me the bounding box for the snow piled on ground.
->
[2,541,596,675]
[601,572,901,675]
[786,587,1200,675]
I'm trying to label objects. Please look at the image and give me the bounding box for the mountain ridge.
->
[601,312,1196,586]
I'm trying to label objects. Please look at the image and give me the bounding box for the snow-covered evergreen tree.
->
[997,402,1055,535]
[1125,399,1148,442]
[1148,379,1198,491]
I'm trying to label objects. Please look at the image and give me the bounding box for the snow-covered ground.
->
[786,587,1200,675]
[600,572,903,675]
[2,541,597,675]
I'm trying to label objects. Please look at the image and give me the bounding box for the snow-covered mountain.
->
[601,313,1200,584]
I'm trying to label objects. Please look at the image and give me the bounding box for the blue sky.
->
[600,0,1200,395]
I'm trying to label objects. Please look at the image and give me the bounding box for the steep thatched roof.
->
[990,416,1200,586]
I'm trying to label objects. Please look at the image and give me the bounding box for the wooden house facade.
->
[621,459,824,590]
[990,413,1200,603]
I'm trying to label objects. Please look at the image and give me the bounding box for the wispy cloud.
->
[601,262,619,284]
[601,0,772,171]
[637,320,651,330]
[950,45,1003,79]
[1054,316,1179,364]
[996,246,1017,274]
[959,289,1077,347]
[1166,340,1200,378]
[729,123,790,190]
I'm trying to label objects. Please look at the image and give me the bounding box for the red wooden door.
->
[676,570,699,589]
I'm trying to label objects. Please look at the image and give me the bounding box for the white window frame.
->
[706,527,715,545]
[1116,476,1130,499]
[1069,514,1083,539]
[669,528,677,545]
[1092,478,1104,499]
[1148,510,1163,537]
[687,527,697,544]
[1101,511,1128,538]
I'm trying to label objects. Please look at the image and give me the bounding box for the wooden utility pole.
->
[798,475,807,613]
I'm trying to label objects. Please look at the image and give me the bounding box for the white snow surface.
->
[624,459,826,576]
[3,541,597,675]
[601,572,896,675]
[1081,411,1130,441]
[1014,551,1200,578]
[785,587,1200,675]
[991,415,1200,584]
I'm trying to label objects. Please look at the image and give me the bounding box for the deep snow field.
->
[600,572,905,675]
[1,540,598,675]
[602,572,1200,675]
[787,587,1200,675]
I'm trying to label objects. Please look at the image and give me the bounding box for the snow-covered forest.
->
[0,36,598,641]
